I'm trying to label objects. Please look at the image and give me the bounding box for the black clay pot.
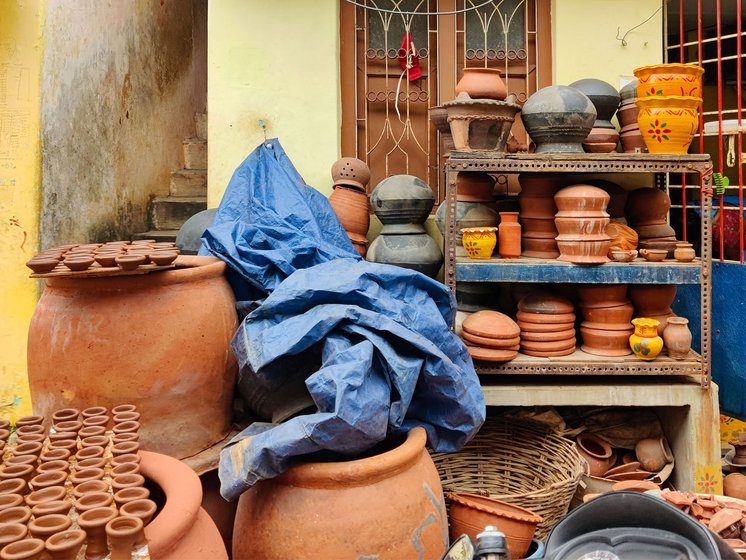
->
[568,79,621,129]
[435,201,499,244]
[619,79,638,107]
[521,86,597,153]
[367,233,442,277]
[370,175,435,234]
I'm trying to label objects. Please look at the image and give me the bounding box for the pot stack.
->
[569,79,620,153]
[328,157,372,257]
[435,172,499,245]
[517,293,577,357]
[460,310,520,362]
[554,185,612,264]
[578,285,634,356]
[625,187,678,257]
[629,284,678,335]
[518,174,560,258]
[617,79,647,153]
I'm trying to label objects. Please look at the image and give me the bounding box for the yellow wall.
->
[207,0,341,206]
[552,0,663,89]
[0,0,44,421]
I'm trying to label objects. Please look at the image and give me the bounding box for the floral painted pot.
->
[462,227,498,259]
[629,318,664,360]
[634,63,704,98]
[455,67,507,100]
[635,96,701,154]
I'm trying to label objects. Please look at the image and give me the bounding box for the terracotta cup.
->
[73,480,110,500]
[113,487,150,509]
[112,474,145,493]
[78,426,106,439]
[28,513,72,539]
[0,523,28,550]
[31,499,72,518]
[78,507,119,560]
[0,538,46,560]
[106,516,144,560]
[45,529,87,560]
[0,494,24,512]
[51,408,81,424]
[25,486,67,509]
[75,492,114,514]
[0,479,27,496]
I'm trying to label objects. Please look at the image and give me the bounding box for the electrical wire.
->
[343,0,496,16]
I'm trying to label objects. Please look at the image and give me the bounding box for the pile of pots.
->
[617,79,647,153]
[626,187,679,257]
[554,184,612,264]
[569,79,621,153]
[460,310,520,362]
[517,293,577,357]
[518,174,560,258]
[328,157,372,257]
[578,285,634,356]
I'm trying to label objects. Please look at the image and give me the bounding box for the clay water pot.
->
[498,212,521,258]
[576,433,615,477]
[456,172,496,202]
[114,487,150,509]
[0,525,28,550]
[663,317,692,360]
[635,436,673,472]
[25,486,67,509]
[328,185,371,238]
[521,86,597,153]
[233,427,446,560]
[30,499,71,518]
[367,233,442,277]
[106,517,143,560]
[28,256,238,459]
[369,175,434,232]
[455,67,507,100]
[0,507,31,525]
[724,473,746,501]
[0,539,45,560]
[28,514,72,540]
[569,78,621,129]
[0,495,24,512]
[0,480,27,497]
[45,530,86,560]
[78,508,118,560]
[73,480,110,500]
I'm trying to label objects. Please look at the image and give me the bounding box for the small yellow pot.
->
[629,318,664,361]
[461,227,497,259]
[635,96,701,154]
[634,63,704,98]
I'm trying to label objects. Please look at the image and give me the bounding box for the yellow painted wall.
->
[207,0,341,207]
[0,0,44,421]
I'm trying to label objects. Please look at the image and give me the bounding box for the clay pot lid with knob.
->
[462,310,520,339]
[332,157,371,191]
[517,293,574,315]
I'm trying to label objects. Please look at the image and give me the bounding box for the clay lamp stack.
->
[518,174,561,258]
[625,187,678,258]
[441,67,521,152]
[553,185,612,264]
[435,172,499,246]
[578,285,634,357]
[569,79,621,153]
[628,284,677,335]
[460,310,520,362]
[517,293,576,357]
[327,157,372,257]
[617,79,647,153]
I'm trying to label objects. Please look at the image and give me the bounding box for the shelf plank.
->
[455,254,702,284]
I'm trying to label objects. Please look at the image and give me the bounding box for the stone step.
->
[170,169,207,197]
[150,196,207,231]
[131,230,180,243]
[183,138,207,170]
[195,113,207,141]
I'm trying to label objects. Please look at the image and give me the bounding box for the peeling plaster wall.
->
[40,0,203,246]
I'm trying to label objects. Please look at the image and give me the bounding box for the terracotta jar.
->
[522,85,597,153]
[635,436,673,472]
[455,67,508,100]
[674,242,696,262]
[232,427,447,560]
[106,517,143,560]
[78,507,118,560]
[629,318,664,360]
[45,530,86,560]
[328,185,371,248]
[0,538,45,560]
[456,172,495,202]
[663,317,692,360]
[576,433,616,477]
[27,256,238,458]
[498,212,521,258]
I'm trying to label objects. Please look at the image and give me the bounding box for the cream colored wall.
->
[207,0,341,207]
[552,0,663,89]
[0,0,44,420]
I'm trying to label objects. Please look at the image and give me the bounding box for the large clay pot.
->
[625,187,673,228]
[232,427,448,560]
[456,172,496,202]
[569,79,621,129]
[328,185,371,240]
[634,63,704,98]
[27,256,238,458]
[455,67,507,100]
[367,233,442,277]
[140,450,227,559]
[521,86,597,153]
[369,175,434,234]
[635,96,701,155]
[554,185,611,263]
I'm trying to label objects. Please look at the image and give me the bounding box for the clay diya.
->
[115,255,146,271]
[640,248,667,262]
[26,258,60,274]
[609,249,638,262]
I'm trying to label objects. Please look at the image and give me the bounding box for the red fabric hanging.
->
[398,32,422,81]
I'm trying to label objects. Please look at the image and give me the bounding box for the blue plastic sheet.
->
[201,139,485,501]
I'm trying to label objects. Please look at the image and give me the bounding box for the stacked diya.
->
[569,79,621,153]
[578,285,634,356]
[517,293,576,357]
[625,187,678,257]
[518,174,561,258]
[617,79,647,153]
[435,172,499,245]
[554,185,612,264]
[629,284,678,335]
[460,310,520,362]
[26,241,179,274]
[328,157,372,257]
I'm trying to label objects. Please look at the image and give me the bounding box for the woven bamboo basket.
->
[431,417,584,539]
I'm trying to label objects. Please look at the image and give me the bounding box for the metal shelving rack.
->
[444,152,714,387]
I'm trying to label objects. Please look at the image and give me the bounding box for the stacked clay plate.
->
[461,310,520,362]
[517,293,577,357]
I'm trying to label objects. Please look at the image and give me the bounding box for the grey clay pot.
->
[367,234,442,278]
[370,175,435,234]
[435,202,499,244]
[568,78,621,128]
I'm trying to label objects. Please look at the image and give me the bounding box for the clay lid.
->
[462,310,520,339]
[520,328,575,342]
[520,337,576,353]
[518,293,574,315]
[518,320,575,333]
[461,331,520,349]
[517,310,576,324]
[331,157,370,190]
[465,345,517,363]
[554,184,610,214]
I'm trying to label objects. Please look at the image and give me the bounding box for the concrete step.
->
[170,169,207,197]
[183,138,207,170]
[195,113,207,141]
[150,196,207,231]
[131,230,180,243]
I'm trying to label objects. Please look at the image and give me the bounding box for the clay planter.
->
[634,63,704,98]
[328,185,370,240]
[447,493,542,559]
[521,85,597,153]
[443,94,521,152]
[456,172,495,202]
[106,517,143,560]
[522,237,560,259]
[232,427,447,560]
[455,67,507,100]
[635,436,673,472]
[635,96,701,154]
[576,433,616,477]
[27,256,238,459]
[498,212,521,258]
[580,325,633,357]
[663,317,692,359]
[461,227,497,259]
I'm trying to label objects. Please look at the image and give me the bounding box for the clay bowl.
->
[63,256,95,272]
[609,249,638,262]
[94,253,120,268]
[518,320,575,333]
[125,250,151,264]
[149,252,178,266]
[462,310,520,339]
[517,311,576,325]
[517,293,574,315]
[577,285,628,307]
[72,480,110,500]
[26,258,60,274]
[520,328,576,343]
[583,141,618,153]
[116,255,146,270]
[555,216,610,236]
[640,249,668,262]
[151,242,177,250]
[521,237,560,259]
[579,302,634,324]
[0,506,31,525]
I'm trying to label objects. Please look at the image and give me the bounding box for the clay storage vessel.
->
[442,93,522,152]
[628,284,678,335]
[517,293,576,357]
[625,187,678,257]
[518,174,561,258]
[461,310,521,362]
[577,285,633,356]
[554,185,612,264]
[435,172,499,245]
[569,78,621,153]
[328,157,371,257]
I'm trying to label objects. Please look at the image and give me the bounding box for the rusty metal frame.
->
[443,152,713,386]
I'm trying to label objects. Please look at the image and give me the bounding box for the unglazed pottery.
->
[26,258,59,274]
[576,433,616,477]
[443,94,521,152]
[45,529,86,560]
[461,227,497,259]
[331,157,371,191]
[635,96,701,154]
[629,318,664,360]
[674,243,696,262]
[663,317,692,359]
[369,175,433,234]
[0,538,45,560]
[462,310,521,339]
[106,517,142,560]
[456,172,496,202]
[634,63,704,98]
[724,473,746,501]
[455,67,508,100]
[640,248,668,262]
[498,212,521,258]
[609,249,638,262]
[328,185,370,243]
[635,436,673,472]
[580,325,633,357]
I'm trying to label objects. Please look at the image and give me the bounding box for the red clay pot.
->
[554,185,610,215]
[576,433,616,477]
[28,256,238,458]
[580,325,634,357]
[45,530,86,560]
[106,517,142,560]
[457,172,495,202]
[577,285,628,307]
[625,187,671,227]
[455,67,507,100]
[232,427,447,560]
[328,185,371,239]
[79,508,118,560]
[518,293,574,315]
[555,216,609,236]
[28,514,72,540]
[24,487,67,509]
[30,499,71,518]
[579,302,634,325]
[498,212,521,258]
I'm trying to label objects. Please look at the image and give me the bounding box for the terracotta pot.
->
[111,463,140,477]
[556,237,611,264]
[443,95,521,152]
[233,427,447,560]
[635,436,673,472]
[15,416,44,428]
[724,473,746,501]
[75,492,114,514]
[520,217,558,234]
[4,457,37,470]
[555,216,609,236]
[25,487,67,509]
[629,284,677,335]
[112,474,144,493]
[52,420,81,434]
[29,471,67,491]
[28,514,72,540]
[519,196,558,220]
[520,337,576,353]
[78,507,118,560]
[0,524,27,550]
[635,96,700,154]
[554,184,610,215]
[120,499,158,546]
[626,187,673,228]
[447,493,542,559]
[72,480,109,500]
[70,468,105,486]
[106,517,143,560]
[516,310,576,324]
[617,103,639,129]
[579,303,634,325]
[45,530,86,560]
[629,318,664,360]
[331,157,370,190]
[634,63,704,98]
[577,285,628,308]
[663,317,692,359]
[455,67,507,100]
[620,124,648,153]
[328,185,370,240]
[51,408,80,423]
[13,442,42,459]
[429,107,455,153]
[28,256,238,459]
[456,172,495,202]
[0,538,45,560]
[522,86,596,153]
[0,466,34,484]
[521,237,560,259]
[30,499,71,518]
[113,487,150,509]
[518,320,575,333]
[674,243,696,262]
[576,433,616,477]
[39,449,70,464]
[498,212,521,258]
[461,227,497,259]
[582,128,619,153]
[580,325,633,357]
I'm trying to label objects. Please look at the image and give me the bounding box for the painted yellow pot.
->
[635,96,701,154]
[634,63,704,98]
[461,227,497,259]
[629,318,664,361]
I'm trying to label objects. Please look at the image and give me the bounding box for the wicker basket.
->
[432,417,584,539]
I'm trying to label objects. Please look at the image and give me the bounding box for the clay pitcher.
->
[663,317,692,360]
[498,212,521,258]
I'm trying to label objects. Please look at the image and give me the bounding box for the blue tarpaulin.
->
[201,139,485,501]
